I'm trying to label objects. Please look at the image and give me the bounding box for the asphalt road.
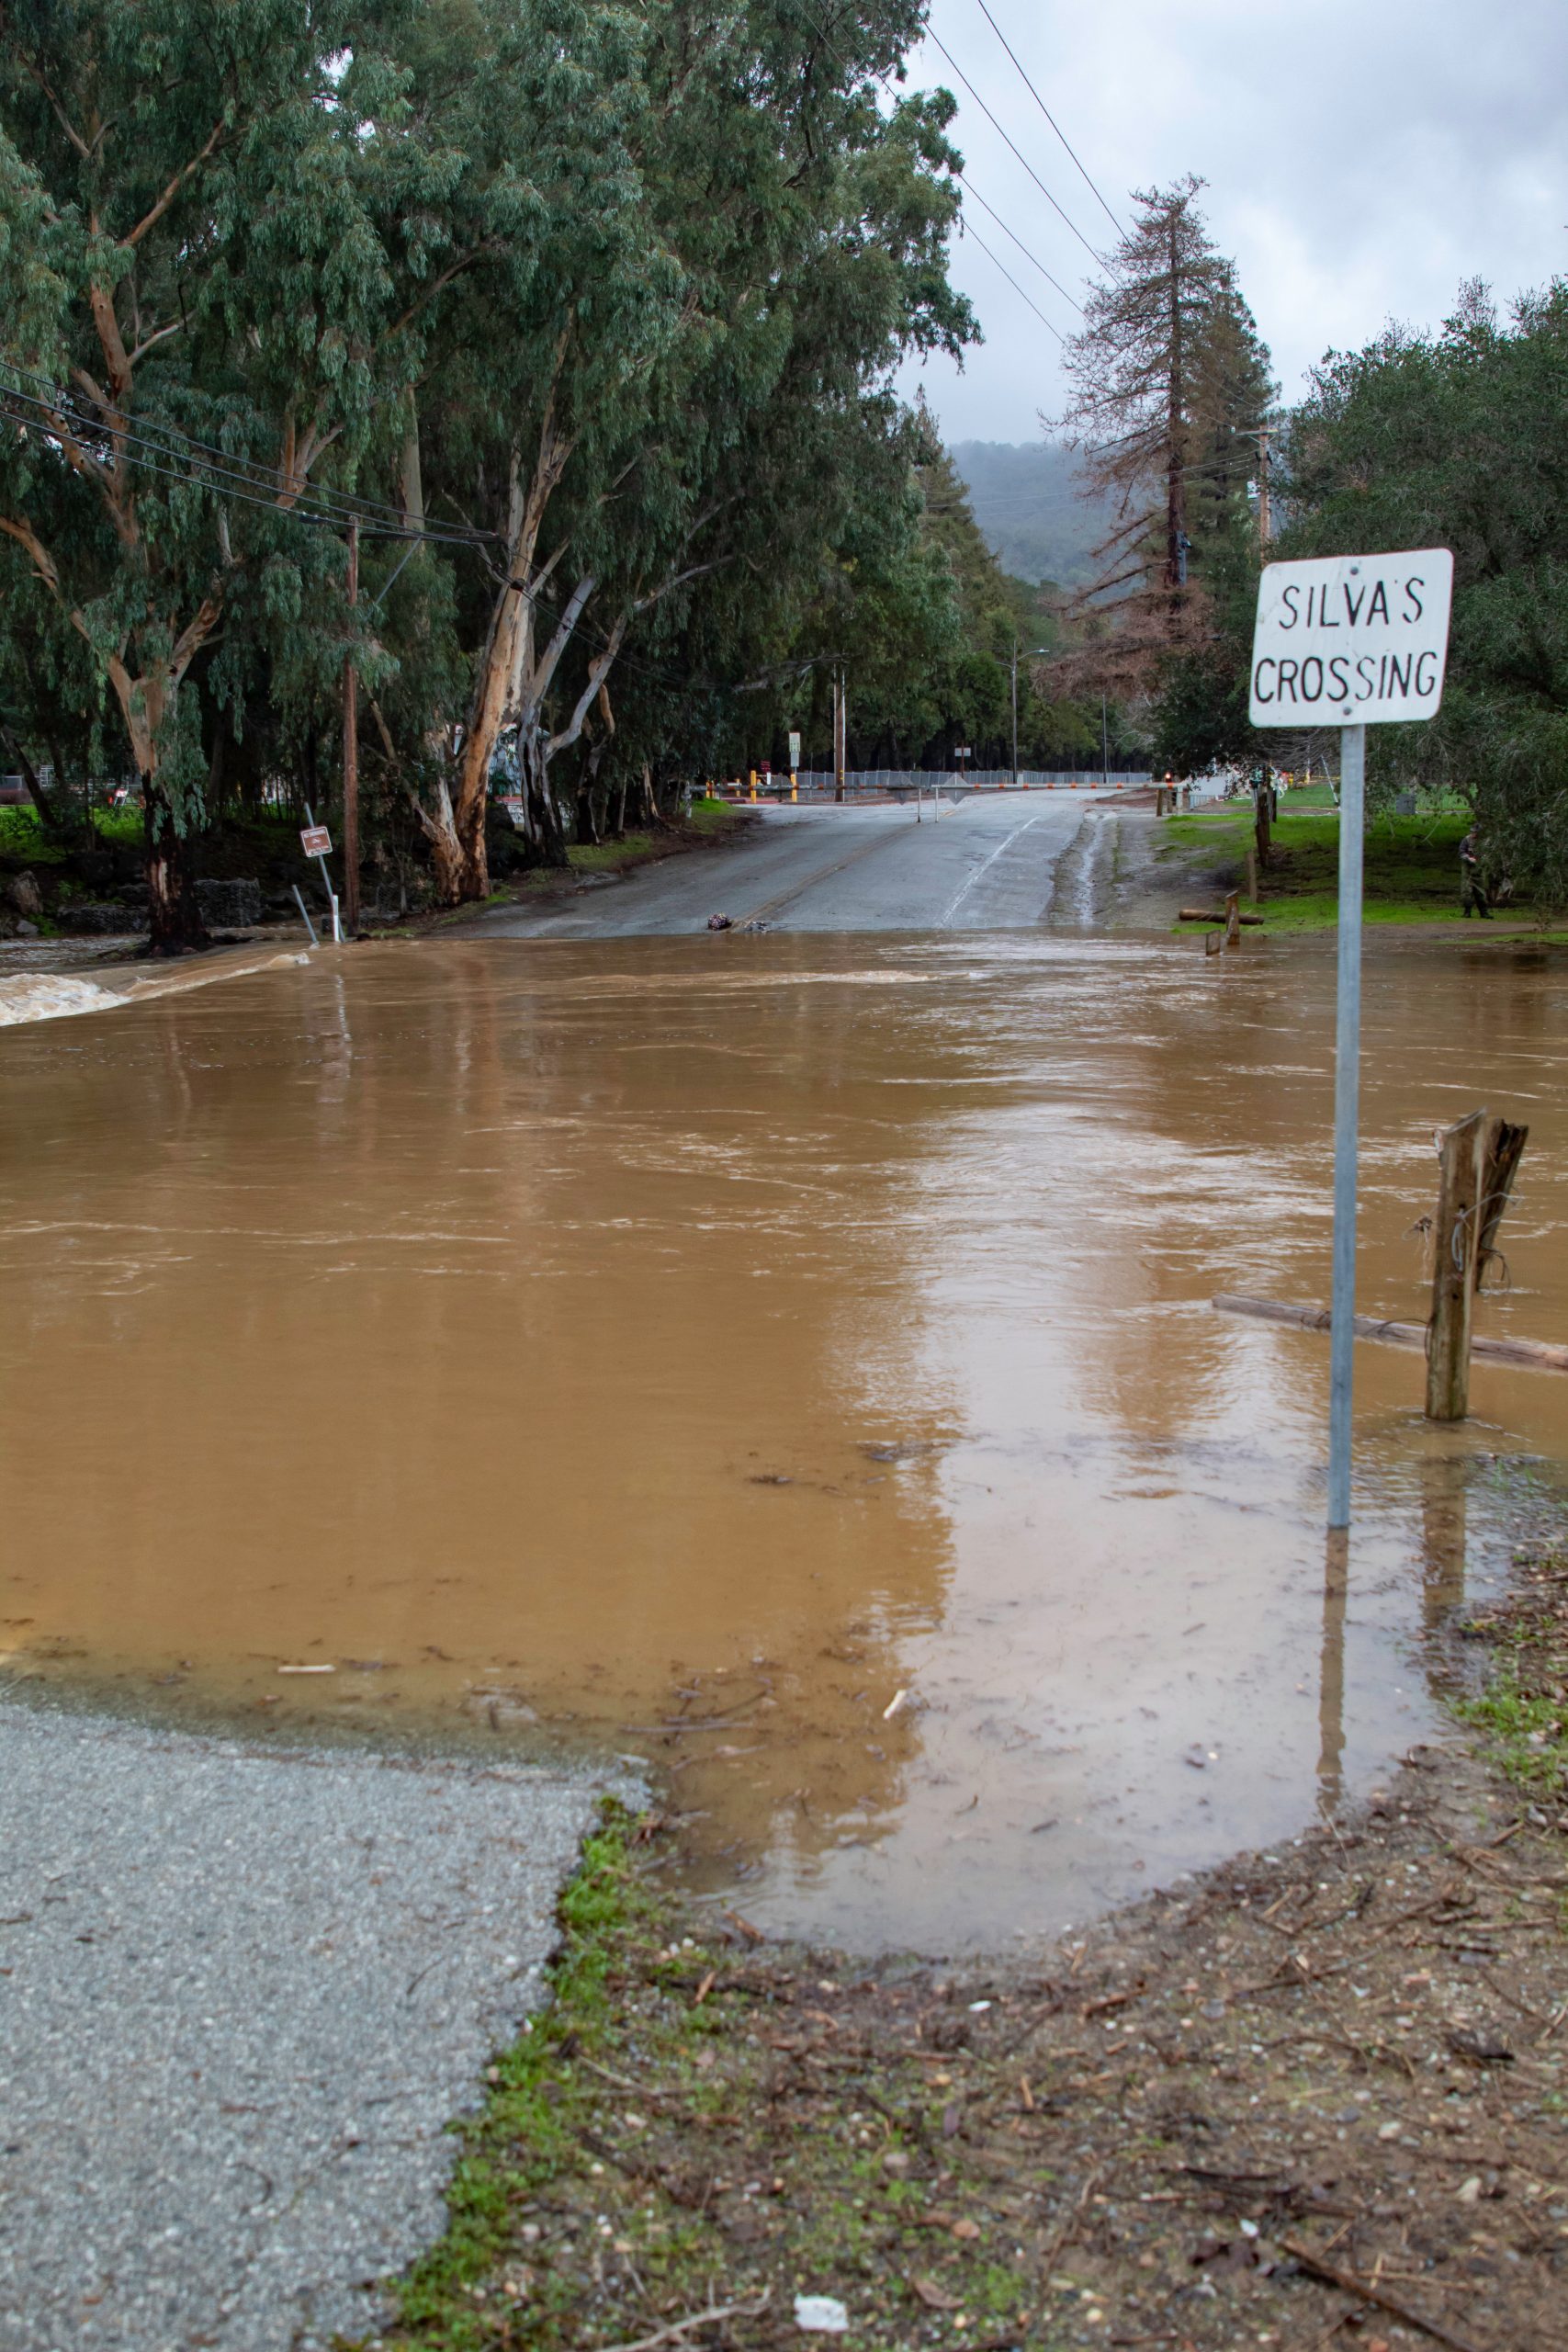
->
[473,790,1110,939]
[0,1702,623,2352]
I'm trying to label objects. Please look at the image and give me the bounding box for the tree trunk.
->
[415,772,469,904]
[517,717,568,867]
[143,781,208,955]
[0,723,58,827]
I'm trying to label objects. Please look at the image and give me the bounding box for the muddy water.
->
[4,934,1568,1951]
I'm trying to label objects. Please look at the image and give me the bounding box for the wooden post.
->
[342,517,360,937]
[1245,847,1258,903]
[1426,1110,1488,1421]
[1255,779,1272,868]
[1476,1115,1528,1293]
[1224,889,1240,946]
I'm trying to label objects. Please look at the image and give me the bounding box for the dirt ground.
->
[370,1562,1568,2352]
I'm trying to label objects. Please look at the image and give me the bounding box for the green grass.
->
[1164,797,1503,932]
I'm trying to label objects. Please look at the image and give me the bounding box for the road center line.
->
[940,812,1049,928]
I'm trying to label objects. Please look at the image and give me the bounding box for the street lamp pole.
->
[1010,640,1019,786]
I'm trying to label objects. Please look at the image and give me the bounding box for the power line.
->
[956,175,1081,313]
[0,360,488,543]
[793,0,1078,334]
[922,24,1107,269]
[967,0,1126,238]
[960,221,1065,344]
[0,379,487,548]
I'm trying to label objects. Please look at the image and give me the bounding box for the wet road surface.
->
[472,791,1111,937]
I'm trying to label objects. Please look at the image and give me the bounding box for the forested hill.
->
[949,440,1118,588]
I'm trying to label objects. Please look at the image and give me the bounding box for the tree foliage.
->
[0,0,985,933]
[1281,280,1568,900]
[1053,176,1274,708]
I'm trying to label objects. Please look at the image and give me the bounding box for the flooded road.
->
[5,932,1567,1951]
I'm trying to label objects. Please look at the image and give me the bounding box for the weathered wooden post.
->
[1426,1110,1488,1420]
[1245,847,1258,903]
[1477,1116,1528,1289]
[1425,1110,1529,1420]
[1224,889,1241,947]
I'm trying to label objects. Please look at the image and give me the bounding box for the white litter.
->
[794,2293,849,2334]
[882,1689,909,1721]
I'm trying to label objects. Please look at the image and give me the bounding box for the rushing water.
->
[4,932,1568,1950]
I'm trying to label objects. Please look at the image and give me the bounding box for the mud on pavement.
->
[377,1567,1568,2352]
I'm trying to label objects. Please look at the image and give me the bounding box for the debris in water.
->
[883,1688,910,1720]
[707,912,734,931]
[276,1663,335,1674]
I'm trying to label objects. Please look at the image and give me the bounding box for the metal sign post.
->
[300,805,343,944]
[1248,548,1453,1531]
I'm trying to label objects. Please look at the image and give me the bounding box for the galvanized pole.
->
[1010,641,1019,786]
[1326,723,1365,1528]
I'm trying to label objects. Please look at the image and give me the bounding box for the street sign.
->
[1249,549,1453,728]
[788,730,801,771]
[300,824,332,857]
[1247,547,1454,1535]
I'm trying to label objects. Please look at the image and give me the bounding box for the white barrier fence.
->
[788,769,1152,793]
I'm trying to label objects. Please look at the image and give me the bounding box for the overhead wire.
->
[0,360,491,544]
[967,0,1126,238]
[794,0,1078,329]
[921,23,1108,268]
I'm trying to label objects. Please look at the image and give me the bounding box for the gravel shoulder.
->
[0,1702,624,2352]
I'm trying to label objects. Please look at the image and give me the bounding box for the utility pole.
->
[1257,426,1272,550]
[1010,640,1019,786]
[1100,693,1109,784]
[833,667,846,803]
[343,517,360,937]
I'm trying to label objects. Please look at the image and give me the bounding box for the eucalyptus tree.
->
[0,0,409,947]
[392,0,972,901]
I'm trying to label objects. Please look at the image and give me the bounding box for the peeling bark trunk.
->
[143,782,207,954]
[107,660,209,955]
[414,771,468,904]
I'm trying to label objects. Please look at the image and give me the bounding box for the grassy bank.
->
[513,799,742,891]
[1160,789,1501,931]
[370,1558,1568,2352]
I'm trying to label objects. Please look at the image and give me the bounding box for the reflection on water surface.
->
[4,933,1567,1948]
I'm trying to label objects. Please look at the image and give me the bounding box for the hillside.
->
[949,438,1119,589]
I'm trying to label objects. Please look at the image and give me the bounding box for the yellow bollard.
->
[748,769,757,803]
[790,771,798,803]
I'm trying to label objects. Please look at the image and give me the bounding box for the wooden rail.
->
[1211,1292,1568,1375]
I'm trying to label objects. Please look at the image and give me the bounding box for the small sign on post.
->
[299,808,342,944]
[1249,549,1453,1531]
[788,729,801,773]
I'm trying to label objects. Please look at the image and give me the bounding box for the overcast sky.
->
[898,0,1568,447]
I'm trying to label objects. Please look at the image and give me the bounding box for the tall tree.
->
[0,0,413,947]
[1051,176,1273,698]
[1283,278,1568,901]
[376,0,971,902]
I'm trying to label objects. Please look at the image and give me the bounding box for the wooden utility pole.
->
[343,517,360,937]
[833,667,846,803]
[1426,1110,1488,1420]
[1257,426,1272,549]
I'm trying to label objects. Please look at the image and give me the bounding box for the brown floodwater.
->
[4,933,1568,1950]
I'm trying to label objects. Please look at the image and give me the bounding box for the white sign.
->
[788,729,801,772]
[1249,548,1453,727]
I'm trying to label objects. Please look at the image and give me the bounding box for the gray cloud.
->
[899,0,1568,443]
